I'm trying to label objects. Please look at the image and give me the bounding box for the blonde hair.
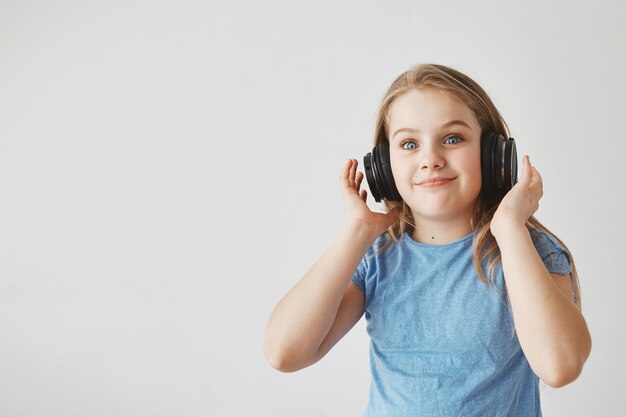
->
[371,63,582,317]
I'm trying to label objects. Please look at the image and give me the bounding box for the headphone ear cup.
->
[502,137,518,191]
[481,130,497,193]
[364,150,383,202]
[481,130,518,196]
[494,133,505,190]
[378,140,402,201]
[363,140,402,202]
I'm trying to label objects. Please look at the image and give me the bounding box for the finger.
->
[356,171,364,189]
[533,166,542,181]
[532,167,543,195]
[360,189,367,202]
[340,159,352,189]
[522,155,532,183]
[349,159,357,184]
[527,165,541,186]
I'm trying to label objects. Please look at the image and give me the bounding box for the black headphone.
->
[363,131,518,202]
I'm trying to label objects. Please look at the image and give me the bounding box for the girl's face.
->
[388,88,483,222]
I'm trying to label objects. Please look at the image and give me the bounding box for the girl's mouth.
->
[417,178,455,188]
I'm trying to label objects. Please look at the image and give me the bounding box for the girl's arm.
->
[263,221,377,372]
[490,155,591,387]
[264,159,399,372]
[494,222,592,388]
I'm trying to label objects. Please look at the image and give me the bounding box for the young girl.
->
[264,63,592,416]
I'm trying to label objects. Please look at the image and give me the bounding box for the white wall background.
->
[1,0,623,416]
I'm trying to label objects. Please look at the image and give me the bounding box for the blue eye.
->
[444,135,463,144]
[400,135,465,151]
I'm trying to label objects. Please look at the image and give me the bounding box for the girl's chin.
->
[404,198,455,210]
[405,201,472,219]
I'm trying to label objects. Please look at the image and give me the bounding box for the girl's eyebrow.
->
[392,120,472,141]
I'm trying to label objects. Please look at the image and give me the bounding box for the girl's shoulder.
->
[528,227,572,275]
[367,231,398,256]
[529,228,566,253]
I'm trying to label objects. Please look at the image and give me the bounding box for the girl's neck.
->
[410,217,474,246]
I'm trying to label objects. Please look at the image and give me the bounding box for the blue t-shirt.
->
[351,228,573,417]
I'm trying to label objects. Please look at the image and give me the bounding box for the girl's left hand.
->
[490,155,543,237]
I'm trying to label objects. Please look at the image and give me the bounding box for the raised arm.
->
[264,222,376,372]
[490,155,591,387]
[263,159,398,372]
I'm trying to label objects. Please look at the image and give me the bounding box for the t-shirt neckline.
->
[403,230,475,248]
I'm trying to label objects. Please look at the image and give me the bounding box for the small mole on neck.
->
[431,236,435,240]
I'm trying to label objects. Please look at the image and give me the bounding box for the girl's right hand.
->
[339,159,400,236]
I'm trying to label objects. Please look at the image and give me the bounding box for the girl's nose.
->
[419,145,445,171]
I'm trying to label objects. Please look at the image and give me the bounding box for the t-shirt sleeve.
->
[531,229,572,276]
[351,255,367,292]
[350,234,390,293]
[531,229,577,305]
